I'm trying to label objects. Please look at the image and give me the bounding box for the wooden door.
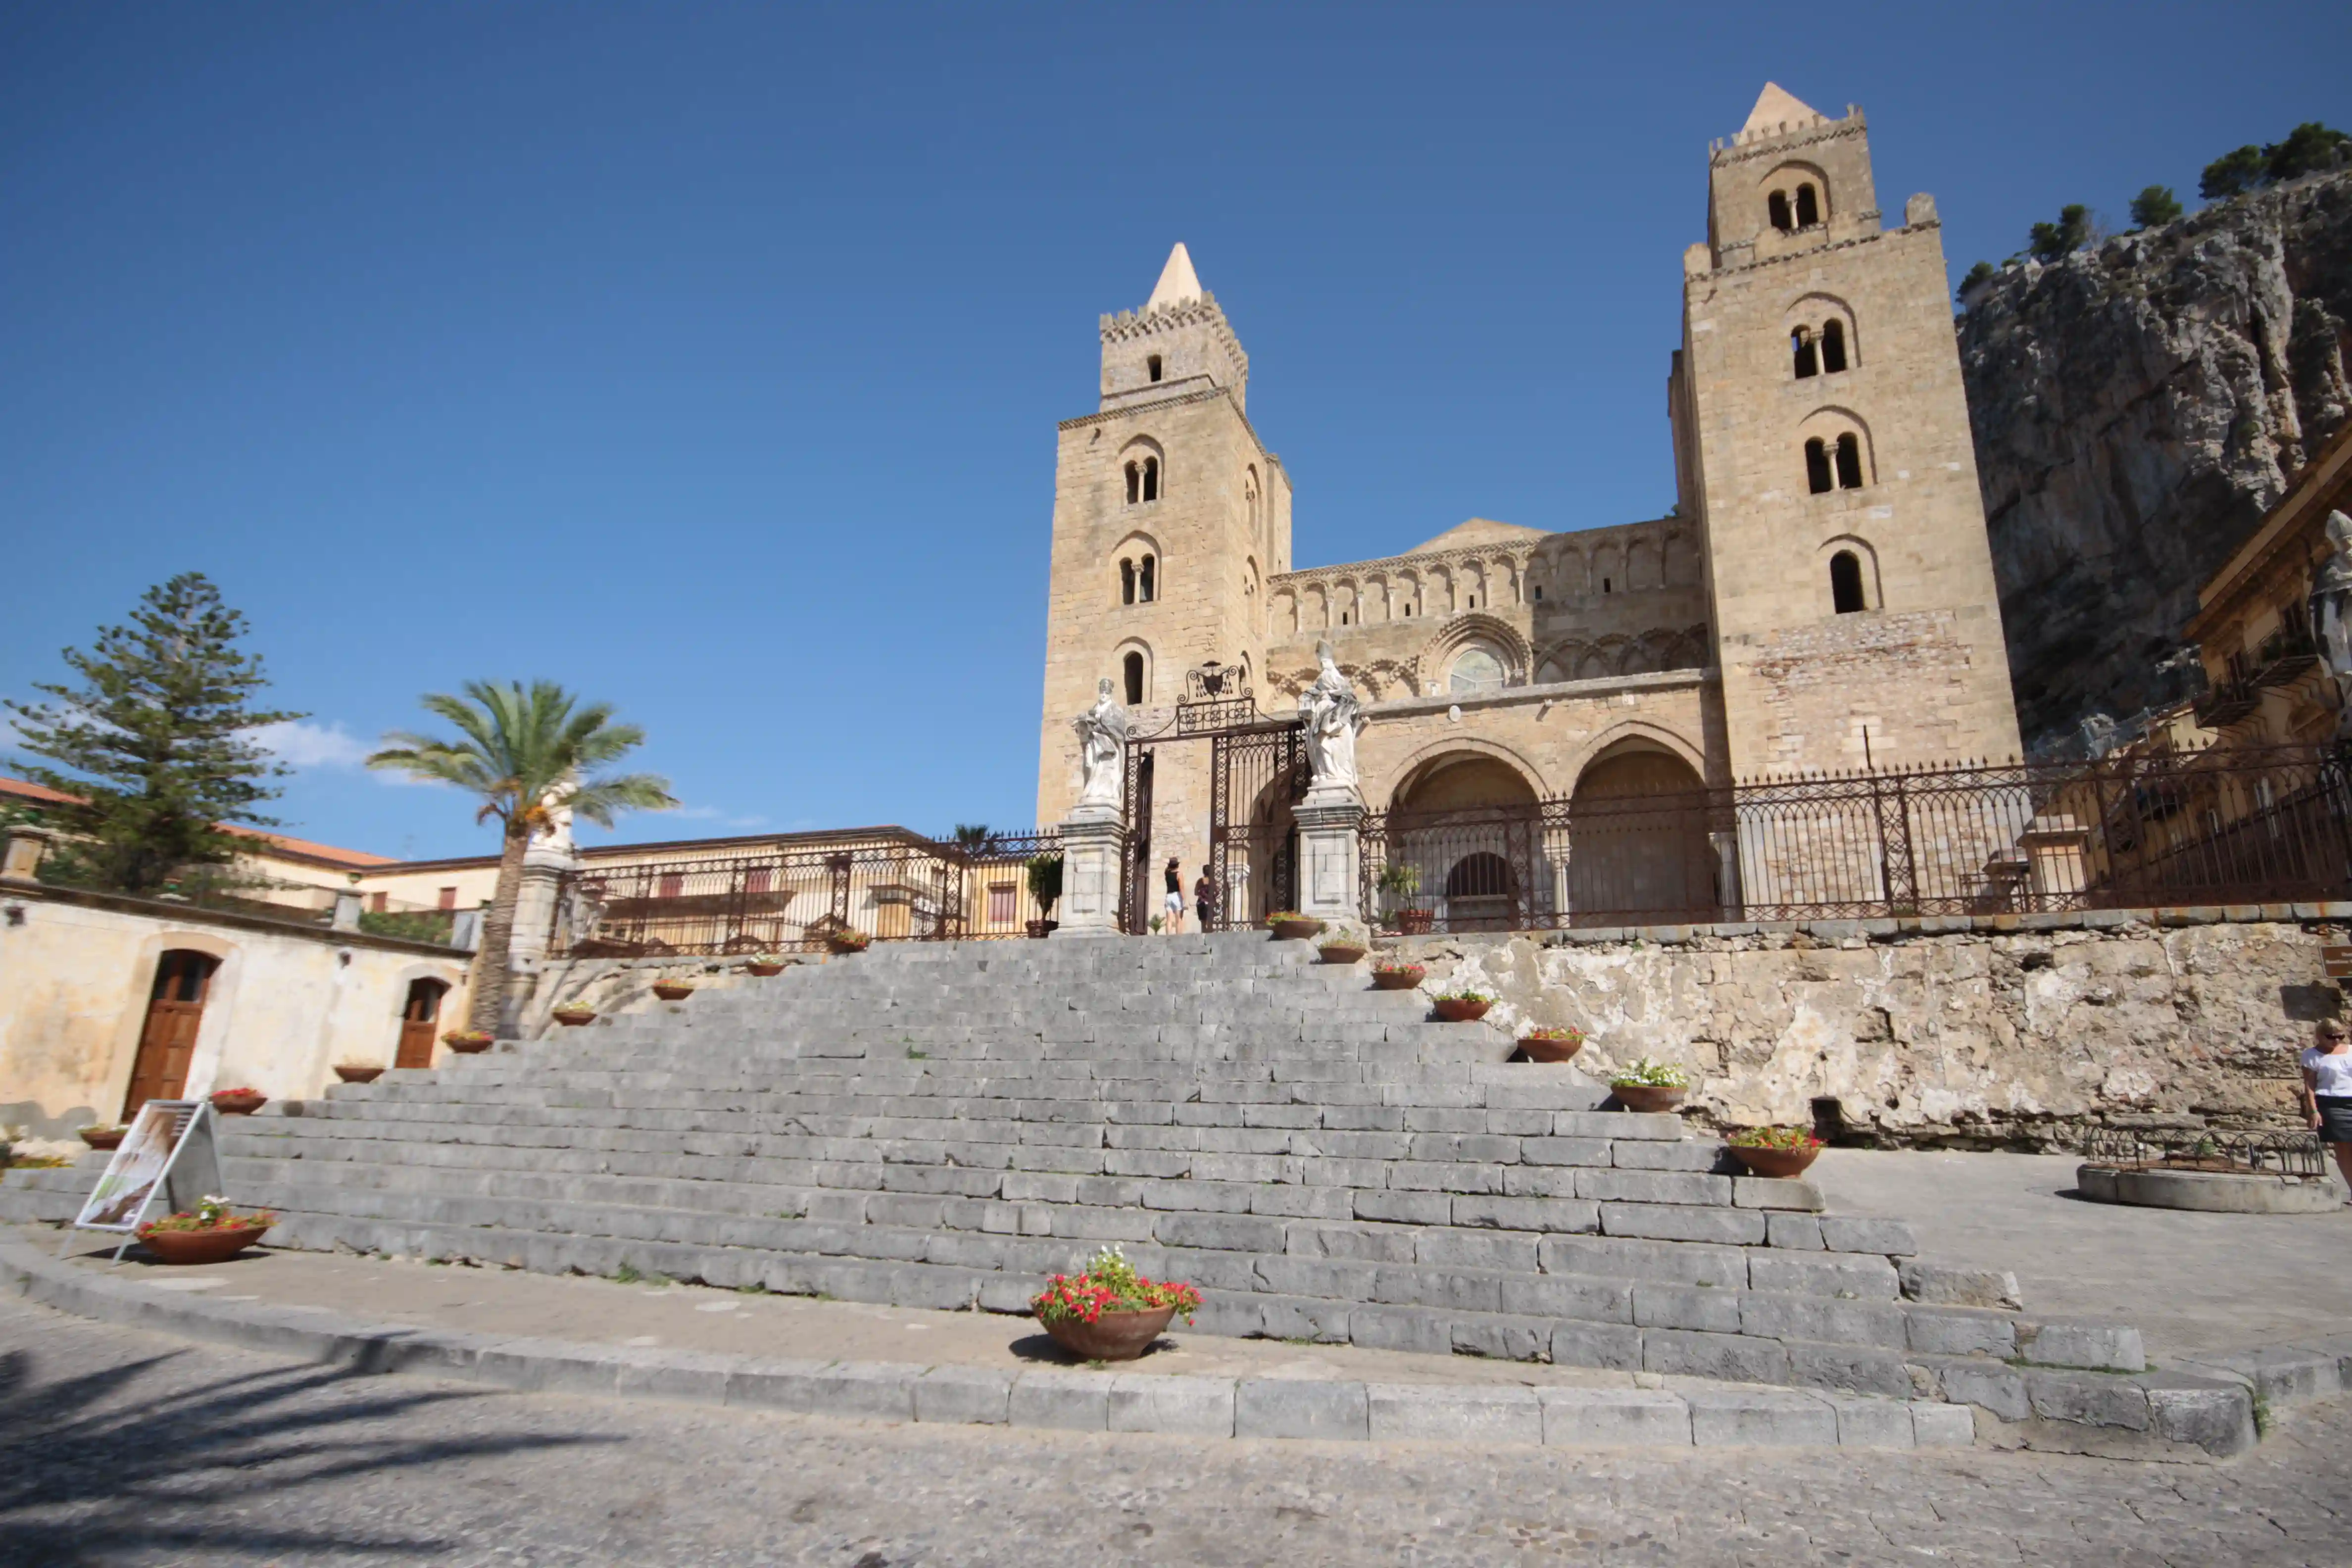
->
[122,951,218,1120]
[394,979,447,1070]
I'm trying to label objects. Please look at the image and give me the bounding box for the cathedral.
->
[1034,85,2023,928]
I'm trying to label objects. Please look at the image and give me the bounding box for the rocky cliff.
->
[1959,171,2352,752]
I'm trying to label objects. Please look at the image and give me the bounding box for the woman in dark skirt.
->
[2300,1019,2352,1198]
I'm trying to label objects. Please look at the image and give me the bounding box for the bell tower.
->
[1034,246,1292,882]
[1670,86,2021,777]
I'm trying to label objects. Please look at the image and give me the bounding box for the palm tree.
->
[368,681,676,1032]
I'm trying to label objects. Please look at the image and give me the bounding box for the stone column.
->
[1052,804,1126,938]
[0,825,53,883]
[502,833,578,1026]
[1294,784,1366,927]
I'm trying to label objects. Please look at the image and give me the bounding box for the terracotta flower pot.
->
[1729,1143,1820,1178]
[140,1225,270,1265]
[1371,968,1424,991]
[1395,908,1435,935]
[1269,917,1325,942]
[1518,1032,1585,1064]
[827,936,870,955]
[444,1029,496,1050]
[744,962,784,977]
[1041,1304,1177,1362]
[333,1065,385,1084]
[1610,1083,1687,1114]
[1317,943,1368,965]
[1025,919,1058,939]
[549,1013,594,1030]
[209,1090,267,1116]
[1434,997,1492,1023]
[79,1127,125,1151]
[651,982,695,1001]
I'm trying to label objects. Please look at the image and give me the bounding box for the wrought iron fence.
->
[552,829,1062,957]
[2081,1127,2326,1177]
[1360,745,2352,933]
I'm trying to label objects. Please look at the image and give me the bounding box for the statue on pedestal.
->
[1298,641,1366,793]
[1073,678,1129,811]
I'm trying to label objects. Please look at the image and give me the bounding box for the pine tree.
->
[2027,204,2092,263]
[2128,186,2183,230]
[4,573,303,892]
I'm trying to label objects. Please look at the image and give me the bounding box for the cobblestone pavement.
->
[3,1297,2348,1568]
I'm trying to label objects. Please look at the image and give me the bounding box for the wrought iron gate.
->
[1121,663,1308,932]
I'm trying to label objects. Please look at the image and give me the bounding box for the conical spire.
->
[1741,82,1823,135]
[1145,242,1202,310]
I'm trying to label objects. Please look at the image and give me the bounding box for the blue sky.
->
[4,1,2345,860]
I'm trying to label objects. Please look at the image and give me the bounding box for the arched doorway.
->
[123,949,219,1120]
[1568,746,1716,923]
[1383,752,1543,931]
[395,978,450,1070]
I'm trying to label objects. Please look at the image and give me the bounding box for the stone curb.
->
[0,1237,1960,1451]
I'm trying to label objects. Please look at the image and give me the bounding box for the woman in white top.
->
[2300,1018,2352,1197]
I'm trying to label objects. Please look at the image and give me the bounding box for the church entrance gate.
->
[1121,664,1309,933]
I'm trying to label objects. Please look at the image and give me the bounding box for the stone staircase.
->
[1,934,2125,1414]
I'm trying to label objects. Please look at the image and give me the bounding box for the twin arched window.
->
[1792,318,1849,379]
[1768,181,1823,233]
[1124,455,1160,505]
[1804,433,1865,494]
[1119,553,1157,605]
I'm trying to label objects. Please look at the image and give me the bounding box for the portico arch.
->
[1567,736,1717,925]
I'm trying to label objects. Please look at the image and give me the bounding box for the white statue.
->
[1298,641,1366,791]
[1073,678,1129,809]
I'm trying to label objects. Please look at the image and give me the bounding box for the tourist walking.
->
[2301,1018,2352,1198]
[1163,857,1184,933]
[1193,864,1215,931]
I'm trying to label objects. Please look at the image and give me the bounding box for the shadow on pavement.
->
[0,1344,612,1565]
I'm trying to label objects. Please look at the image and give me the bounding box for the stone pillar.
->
[502,834,578,1026]
[1294,785,1366,927]
[1052,805,1126,938]
[0,825,53,883]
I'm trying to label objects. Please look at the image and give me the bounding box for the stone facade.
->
[1387,911,2336,1148]
[1035,86,2024,899]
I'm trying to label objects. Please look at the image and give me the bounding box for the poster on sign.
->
[61,1100,222,1262]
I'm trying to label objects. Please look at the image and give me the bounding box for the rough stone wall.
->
[1389,918,2335,1149]
[1960,170,2352,752]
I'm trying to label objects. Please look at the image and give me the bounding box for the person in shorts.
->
[1163,857,1183,933]
[2302,1018,2352,1199]
[1193,865,1215,931]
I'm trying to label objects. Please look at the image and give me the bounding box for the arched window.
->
[1768,190,1793,233]
[1805,438,1833,494]
[1834,432,1863,490]
[1245,467,1261,536]
[1449,647,1505,695]
[1124,462,1140,505]
[1137,554,1156,602]
[1120,559,1136,605]
[1123,651,1145,705]
[1820,318,1848,373]
[1792,328,1818,379]
[1141,455,1160,502]
[1146,354,1164,383]
[1830,550,1866,614]
[1795,183,1820,227]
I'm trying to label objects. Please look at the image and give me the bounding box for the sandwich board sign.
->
[2322,944,2352,980]
[60,1099,223,1263]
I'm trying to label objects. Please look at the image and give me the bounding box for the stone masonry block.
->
[1785,1341,1914,1398]
[2140,1372,2256,1457]
[1903,1308,2015,1358]
[1540,1387,1692,1446]
[1685,1389,1837,1446]
[1415,1229,1538,1272]
[1235,1378,1370,1440]
[1739,1294,1907,1349]
[1609,1140,1727,1172]
[1898,1262,2021,1310]
[1599,1204,1766,1246]
[1576,1169,1733,1206]
[1550,1321,1646,1372]
[1935,1360,2030,1422]
[913,1365,1013,1425]
[1449,1195,1600,1234]
[1518,1137,1617,1168]
[1153,1212,1288,1253]
[1354,1191,1452,1226]
[1450,1314,1553,1363]
[1632,1282,1744,1334]
[2192,1346,2343,1405]
[2021,1322,2146,1372]
[807,1362,920,1422]
[1824,1393,1915,1448]
[1747,1252,1899,1300]
[1289,1222,1417,1264]
[2024,1369,2151,1431]
[1540,1234,1749,1289]
[1349,1306,1455,1357]
[1368,1383,1543,1444]
[1643,1328,1790,1385]
[722,1357,829,1415]
[1910,1401,1977,1448]
[1010,1369,1111,1431]
[1817,1217,1917,1256]
[1107,1373,1236,1437]
[1730,1177,1823,1211]
[1499,1274,1632,1324]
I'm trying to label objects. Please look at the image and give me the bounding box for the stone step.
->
[226,1205,2021,1403]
